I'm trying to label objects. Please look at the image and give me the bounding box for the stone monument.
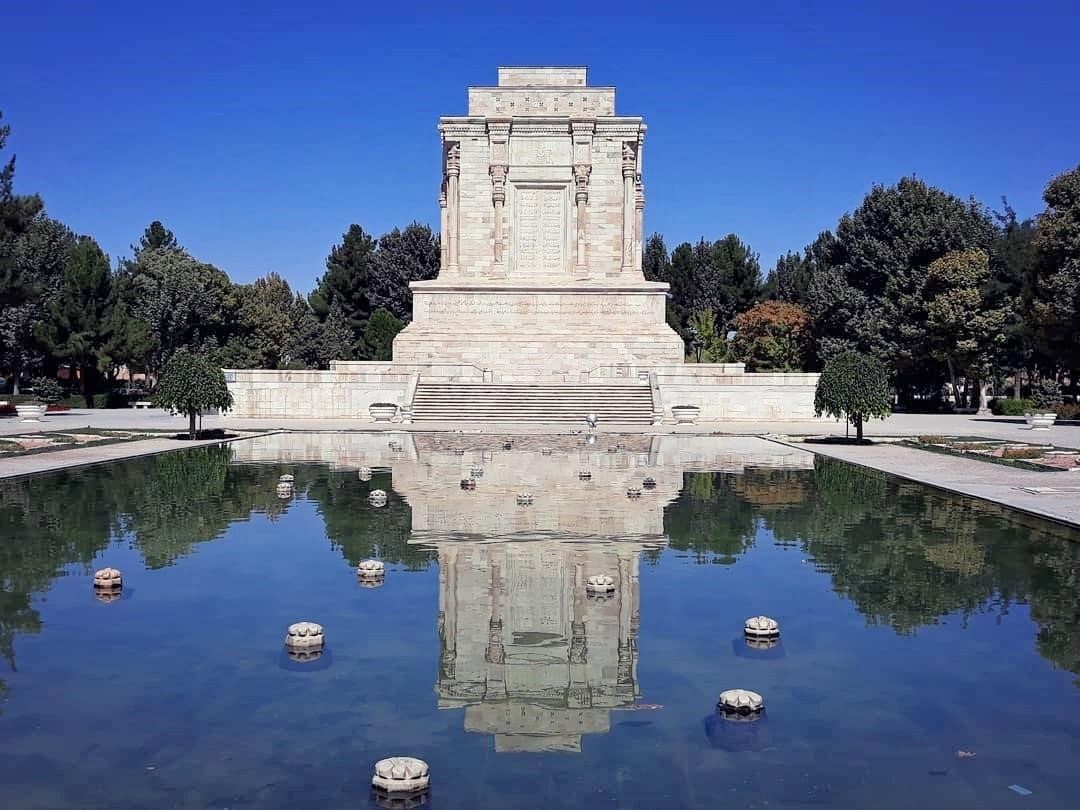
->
[223,68,822,422]
[392,67,684,375]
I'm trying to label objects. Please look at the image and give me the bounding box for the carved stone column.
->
[438,184,448,272]
[489,163,508,269]
[486,119,511,278]
[621,141,637,273]
[573,164,591,279]
[445,141,461,273]
[634,179,644,273]
[571,119,595,280]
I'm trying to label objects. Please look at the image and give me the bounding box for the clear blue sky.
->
[3,1,1078,294]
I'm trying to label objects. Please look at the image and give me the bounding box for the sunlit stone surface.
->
[92,567,122,589]
[372,757,430,793]
[744,615,780,638]
[718,688,765,715]
[285,621,324,650]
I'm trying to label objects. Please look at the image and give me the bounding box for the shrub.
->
[30,376,64,403]
[917,435,947,445]
[813,351,892,441]
[1056,402,1080,420]
[1003,447,1045,459]
[1031,378,1063,412]
[989,398,1032,416]
[155,350,234,440]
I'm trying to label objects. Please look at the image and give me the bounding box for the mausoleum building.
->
[225,67,820,424]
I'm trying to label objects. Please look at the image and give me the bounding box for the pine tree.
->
[35,236,113,403]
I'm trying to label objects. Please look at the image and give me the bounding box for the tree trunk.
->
[946,358,961,408]
[188,410,197,441]
[854,414,864,441]
[1013,367,1022,400]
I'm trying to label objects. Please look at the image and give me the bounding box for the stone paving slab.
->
[769,437,1080,529]
[0,433,263,480]
[4,409,1078,447]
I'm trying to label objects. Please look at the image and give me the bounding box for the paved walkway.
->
[770,437,1080,529]
[4,408,1078,447]
[0,433,262,480]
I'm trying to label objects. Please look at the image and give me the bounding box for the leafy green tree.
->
[1033,165,1080,379]
[686,309,729,362]
[642,233,671,283]
[362,306,404,361]
[805,178,995,397]
[732,300,812,371]
[129,246,234,376]
[35,235,113,403]
[814,351,892,440]
[925,249,1007,407]
[154,349,234,439]
[217,272,295,369]
[370,222,440,323]
[988,201,1039,397]
[0,217,72,392]
[0,111,44,314]
[309,224,377,349]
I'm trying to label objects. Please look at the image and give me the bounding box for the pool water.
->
[1,433,1079,809]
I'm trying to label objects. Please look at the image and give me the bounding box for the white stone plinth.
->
[372,757,430,793]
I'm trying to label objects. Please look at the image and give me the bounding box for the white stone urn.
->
[285,621,324,650]
[279,474,295,484]
[15,404,47,422]
[368,489,388,507]
[358,467,373,482]
[744,615,780,639]
[275,482,294,499]
[358,559,385,579]
[1025,412,1057,430]
[93,567,123,590]
[718,688,764,716]
[369,403,398,423]
[671,405,700,425]
[372,756,430,793]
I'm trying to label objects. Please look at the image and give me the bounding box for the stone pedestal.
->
[394,280,683,375]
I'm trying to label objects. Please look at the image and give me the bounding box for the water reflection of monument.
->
[230,432,815,751]
[432,539,652,752]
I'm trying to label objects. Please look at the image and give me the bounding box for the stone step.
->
[411,381,656,423]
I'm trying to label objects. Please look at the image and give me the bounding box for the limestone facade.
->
[393,66,685,373]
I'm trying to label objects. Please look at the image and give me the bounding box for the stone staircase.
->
[410,382,656,424]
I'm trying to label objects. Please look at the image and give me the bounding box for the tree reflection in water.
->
[1,443,1079,710]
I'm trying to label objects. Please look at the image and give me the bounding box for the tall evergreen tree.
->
[642,233,671,283]
[309,224,377,344]
[0,111,44,313]
[320,299,354,364]
[370,222,440,323]
[0,217,72,392]
[35,236,113,402]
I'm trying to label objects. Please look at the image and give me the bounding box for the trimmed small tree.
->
[155,349,234,439]
[814,351,892,440]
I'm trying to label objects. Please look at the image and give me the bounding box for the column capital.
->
[445,141,461,177]
[622,141,637,178]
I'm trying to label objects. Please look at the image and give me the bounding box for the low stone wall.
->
[653,366,821,421]
[224,366,411,419]
[224,364,822,422]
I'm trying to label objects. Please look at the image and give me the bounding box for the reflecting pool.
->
[1,433,1079,809]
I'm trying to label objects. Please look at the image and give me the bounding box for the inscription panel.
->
[514,187,565,276]
[422,294,653,322]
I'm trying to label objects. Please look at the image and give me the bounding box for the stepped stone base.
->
[393,281,684,375]
[412,382,655,423]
